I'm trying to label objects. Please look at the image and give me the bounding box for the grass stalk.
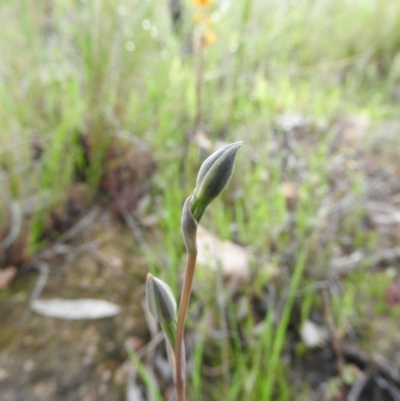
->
[226,0,253,126]
[125,343,164,401]
[262,246,308,400]
[194,35,204,132]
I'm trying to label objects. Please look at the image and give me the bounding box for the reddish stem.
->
[175,252,197,401]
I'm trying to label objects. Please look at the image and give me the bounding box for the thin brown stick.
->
[322,287,345,401]
[175,252,197,401]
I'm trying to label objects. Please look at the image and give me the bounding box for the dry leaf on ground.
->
[196,226,250,278]
[30,298,120,320]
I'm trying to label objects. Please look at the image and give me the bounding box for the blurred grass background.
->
[1,0,400,400]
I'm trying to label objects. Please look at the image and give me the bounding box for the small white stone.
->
[300,320,326,348]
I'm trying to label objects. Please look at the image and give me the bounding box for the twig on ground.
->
[374,375,400,401]
[37,238,107,263]
[2,201,22,248]
[55,209,98,244]
[121,209,150,253]
[22,262,50,321]
[37,244,72,260]
[342,344,400,386]
[346,371,370,401]
[66,239,103,261]
[28,262,50,306]
[332,248,400,275]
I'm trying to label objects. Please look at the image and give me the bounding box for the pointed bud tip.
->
[191,140,243,220]
[221,141,243,155]
[146,274,177,324]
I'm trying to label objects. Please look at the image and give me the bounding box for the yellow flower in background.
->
[192,0,212,7]
[193,13,213,25]
[201,27,216,48]
[192,0,216,48]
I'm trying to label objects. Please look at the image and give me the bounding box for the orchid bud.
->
[146,273,177,323]
[191,141,242,222]
[181,195,198,255]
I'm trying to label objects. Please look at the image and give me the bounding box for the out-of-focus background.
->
[1,0,400,400]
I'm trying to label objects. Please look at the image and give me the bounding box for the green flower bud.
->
[146,273,177,323]
[191,141,242,222]
[181,195,198,255]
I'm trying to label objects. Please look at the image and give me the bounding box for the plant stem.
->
[322,287,345,401]
[175,252,198,401]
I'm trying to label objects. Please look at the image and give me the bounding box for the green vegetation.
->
[2,0,400,400]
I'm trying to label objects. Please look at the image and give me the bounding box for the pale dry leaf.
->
[196,226,250,278]
[31,298,120,320]
[0,266,18,289]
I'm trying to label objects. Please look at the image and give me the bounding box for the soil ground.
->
[0,215,149,401]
